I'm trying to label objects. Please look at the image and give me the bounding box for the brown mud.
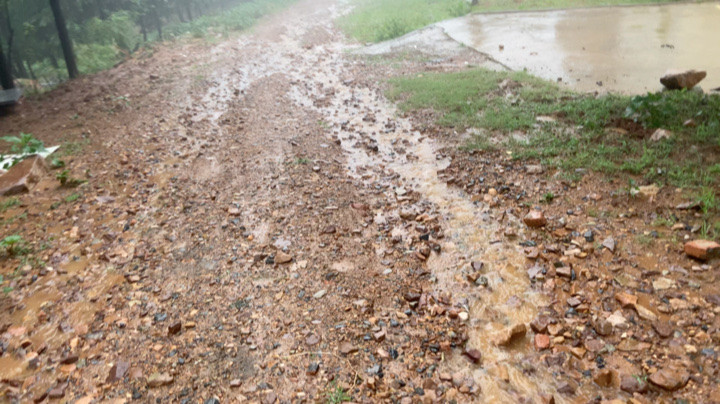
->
[0,0,719,403]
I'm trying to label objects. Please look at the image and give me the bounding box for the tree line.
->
[0,0,246,90]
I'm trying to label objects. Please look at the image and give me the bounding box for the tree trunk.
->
[139,15,148,42]
[0,40,13,89]
[12,53,27,77]
[95,0,107,19]
[49,0,79,79]
[186,4,193,21]
[152,7,162,40]
[25,60,36,81]
[176,6,186,23]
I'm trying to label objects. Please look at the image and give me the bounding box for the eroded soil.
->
[1,0,719,403]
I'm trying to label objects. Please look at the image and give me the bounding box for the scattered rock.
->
[147,372,174,388]
[602,237,616,253]
[620,374,648,394]
[339,342,358,355]
[650,128,672,142]
[684,239,720,260]
[660,69,706,90]
[594,369,614,387]
[275,251,293,264]
[106,361,130,383]
[649,367,690,391]
[523,210,547,228]
[534,334,550,350]
[494,323,527,346]
[168,321,182,335]
[0,155,47,196]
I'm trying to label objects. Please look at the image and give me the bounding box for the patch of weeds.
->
[56,170,86,188]
[50,157,66,169]
[318,120,330,130]
[65,193,82,203]
[59,139,91,156]
[541,192,555,204]
[0,198,20,212]
[636,234,654,246]
[50,201,63,210]
[292,157,310,165]
[324,382,351,404]
[388,68,720,188]
[697,187,718,216]
[652,216,676,227]
[1,235,29,257]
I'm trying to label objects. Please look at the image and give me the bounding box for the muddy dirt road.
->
[1,0,719,403]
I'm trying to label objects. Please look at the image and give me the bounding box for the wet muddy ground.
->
[1,0,719,403]
[439,2,720,93]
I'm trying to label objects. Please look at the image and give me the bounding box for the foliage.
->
[1,235,27,256]
[0,0,294,87]
[388,68,720,188]
[324,382,351,404]
[338,0,470,43]
[0,197,20,212]
[0,133,47,169]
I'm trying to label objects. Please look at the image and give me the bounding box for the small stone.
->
[557,381,576,395]
[653,321,673,338]
[523,210,547,228]
[106,361,130,383]
[48,385,66,399]
[494,323,526,346]
[615,292,637,308]
[653,277,674,290]
[594,369,614,387]
[168,321,182,335]
[650,128,672,142]
[313,289,327,299]
[602,237,616,253]
[339,342,358,355]
[147,372,173,388]
[620,375,648,394]
[230,379,242,388]
[594,320,612,336]
[530,315,550,333]
[275,251,293,264]
[306,333,321,346]
[534,334,550,350]
[684,240,720,260]
[373,330,386,342]
[463,348,482,364]
[648,367,690,391]
[307,362,320,375]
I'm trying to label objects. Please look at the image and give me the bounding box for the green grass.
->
[388,68,720,189]
[339,0,680,43]
[338,0,470,43]
[0,198,20,213]
[324,382,352,404]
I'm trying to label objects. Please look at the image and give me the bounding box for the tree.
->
[49,0,78,79]
[0,34,13,89]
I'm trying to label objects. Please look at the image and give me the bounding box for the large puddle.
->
[439,2,720,94]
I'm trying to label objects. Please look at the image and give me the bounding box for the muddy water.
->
[439,2,720,94]
[278,9,592,402]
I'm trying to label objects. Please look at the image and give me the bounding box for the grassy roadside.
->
[388,68,720,188]
[338,0,685,43]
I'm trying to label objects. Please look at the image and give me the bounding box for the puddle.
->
[439,2,720,94]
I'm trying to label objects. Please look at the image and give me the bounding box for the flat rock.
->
[339,342,358,355]
[649,367,690,391]
[494,323,527,346]
[534,334,550,350]
[684,240,720,260]
[106,360,130,383]
[620,374,648,394]
[275,251,293,264]
[660,69,706,90]
[147,372,173,388]
[0,155,47,196]
[614,292,637,308]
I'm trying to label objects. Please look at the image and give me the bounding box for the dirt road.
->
[1,0,718,403]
